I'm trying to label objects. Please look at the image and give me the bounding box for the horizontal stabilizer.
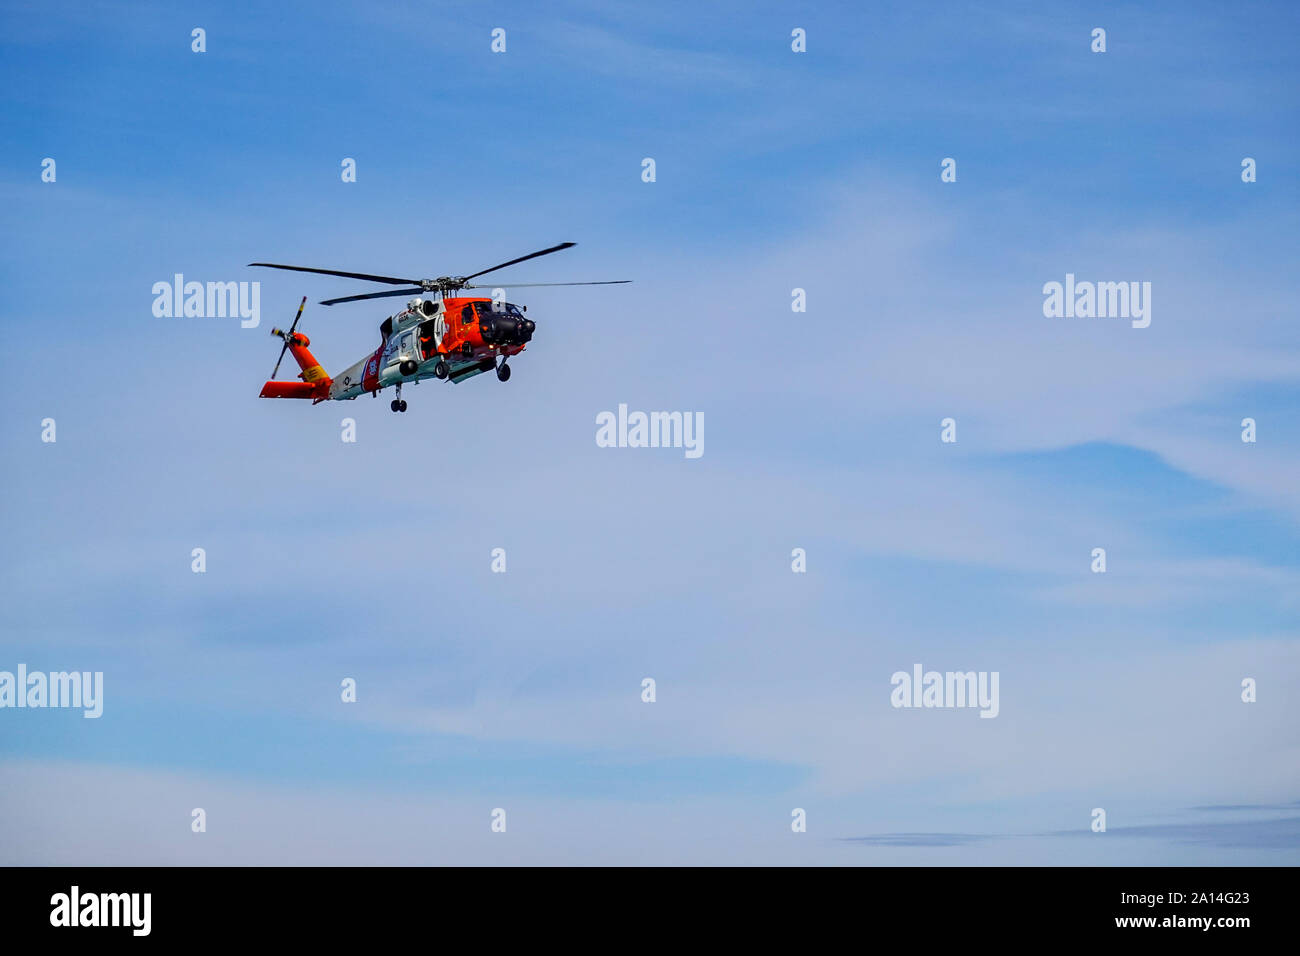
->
[260,381,317,399]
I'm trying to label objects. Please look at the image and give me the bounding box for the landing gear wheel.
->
[390,399,401,412]
[434,361,449,380]
[496,363,511,382]
[399,400,408,412]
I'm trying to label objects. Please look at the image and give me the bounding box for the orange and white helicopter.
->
[251,242,628,412]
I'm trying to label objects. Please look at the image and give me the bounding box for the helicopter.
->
[250,242,629,412]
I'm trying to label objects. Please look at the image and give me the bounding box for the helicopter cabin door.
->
[419,316,443,359]
[385,330,413,368]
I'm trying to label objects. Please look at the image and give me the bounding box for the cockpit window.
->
[460,305,473,325]
[473,300,523,317]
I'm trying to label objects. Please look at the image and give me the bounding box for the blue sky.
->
[1,0,1297,864]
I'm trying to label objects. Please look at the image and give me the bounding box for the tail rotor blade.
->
[271,340,290,380]
[271,296,307,379]
[287,295,307,336]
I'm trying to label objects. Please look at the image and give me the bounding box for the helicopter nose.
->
[482,314,535,345]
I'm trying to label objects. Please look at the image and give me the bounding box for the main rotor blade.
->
[319,287,425,306]
[463,280,632,289]
[249,262,422,286]
[461,242,576,282]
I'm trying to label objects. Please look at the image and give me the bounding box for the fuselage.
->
[329,296,533,400]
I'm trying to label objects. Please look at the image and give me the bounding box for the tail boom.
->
[259,333,332,402]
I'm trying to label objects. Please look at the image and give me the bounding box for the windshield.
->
[472,300,523,319]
